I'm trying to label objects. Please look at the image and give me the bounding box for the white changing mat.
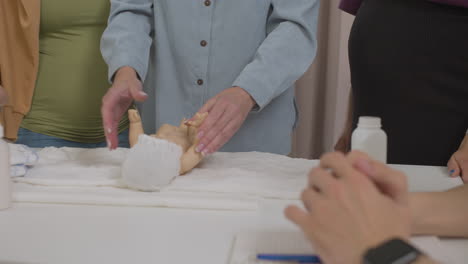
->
[12,147,462,210]
[12,148,316,210]
[13,148,316,196]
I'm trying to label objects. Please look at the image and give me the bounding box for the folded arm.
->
[411,185,468,237]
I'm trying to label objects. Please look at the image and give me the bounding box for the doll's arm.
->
[128,109,145,147]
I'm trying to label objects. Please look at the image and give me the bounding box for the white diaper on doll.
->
[120,110,208,191]
[121,135,182,191]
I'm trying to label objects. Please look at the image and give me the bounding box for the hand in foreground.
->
[192,87,255,155]
[101,66,148,149]
[285,151,411,264]
[0,85,7,106]
[447,136,468,182]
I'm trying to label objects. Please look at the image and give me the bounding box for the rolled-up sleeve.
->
[232,0,319,111]
[100,0,154,83]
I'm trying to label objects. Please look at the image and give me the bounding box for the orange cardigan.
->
[0,0,40,140]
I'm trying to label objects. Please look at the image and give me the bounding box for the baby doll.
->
[121,110,208,191]
[128,109,208,175]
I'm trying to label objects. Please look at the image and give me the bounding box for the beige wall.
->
[291,0,355,159]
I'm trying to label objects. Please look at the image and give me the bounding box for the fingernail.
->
[201,150,208,156]
[107,128,112,134]
[449,170,458,177]
[139,91,148,96]
[196,144,204,153]
[197,131,204,139]
[107,139,111,149]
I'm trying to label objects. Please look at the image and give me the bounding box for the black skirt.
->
[349,0,468,165]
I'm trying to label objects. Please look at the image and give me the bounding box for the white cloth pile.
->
[12,147,316,210]
[9,144,38,177]
[11,147,462,210]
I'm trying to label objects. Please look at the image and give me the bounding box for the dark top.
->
[340,0,468,15]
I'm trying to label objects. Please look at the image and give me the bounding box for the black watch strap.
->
[363,238,422,264]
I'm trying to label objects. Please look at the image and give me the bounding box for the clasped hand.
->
[286,151,411,264]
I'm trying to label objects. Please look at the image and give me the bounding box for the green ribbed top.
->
[22,0,128,143]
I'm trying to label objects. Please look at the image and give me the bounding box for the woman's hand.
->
[101,67,148,149]
[285,151,411,264]
[192,87,255,155]
[447,134,468,182]
[0,85,8,106]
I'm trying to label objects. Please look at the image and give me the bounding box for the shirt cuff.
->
[233,74,274,113]
[108,56,147,84]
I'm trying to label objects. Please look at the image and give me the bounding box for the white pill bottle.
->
[351,116,387,163]
[0,123,11,210]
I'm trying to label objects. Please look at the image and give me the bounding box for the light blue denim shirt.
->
[101,0,319,155]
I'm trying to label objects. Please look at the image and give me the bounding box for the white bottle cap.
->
[0,124,3,138]
[357,116,382,128]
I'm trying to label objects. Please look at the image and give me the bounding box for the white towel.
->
[9,144,38,177]
[14,147,125,186]
[12,148,463,210]
[14,148,316,199]
[12,148,315,210]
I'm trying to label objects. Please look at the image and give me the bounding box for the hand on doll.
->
[102,67,148,150]
[193,87,255,155]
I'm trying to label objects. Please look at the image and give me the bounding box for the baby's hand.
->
[185,112,209,127]
[128,109,142,123]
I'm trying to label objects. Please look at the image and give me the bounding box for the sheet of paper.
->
[229,231,454,264]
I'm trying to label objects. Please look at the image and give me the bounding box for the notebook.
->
[229,230,455,264]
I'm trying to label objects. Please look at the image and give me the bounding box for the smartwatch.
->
[363,238,422,264]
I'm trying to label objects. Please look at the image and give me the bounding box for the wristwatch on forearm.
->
[363,238,422,264]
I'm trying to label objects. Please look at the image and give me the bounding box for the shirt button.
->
[197,79,204,85]
[200,40,207,47]
[204,0,211,6]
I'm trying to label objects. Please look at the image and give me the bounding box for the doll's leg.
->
[179,147,203,175]
[179,113,209,174]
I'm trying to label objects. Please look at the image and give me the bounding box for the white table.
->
[0,164,466,264]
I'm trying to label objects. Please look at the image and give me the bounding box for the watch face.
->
[364,238,421,264]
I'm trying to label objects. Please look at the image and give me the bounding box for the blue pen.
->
[257,254,321,263]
